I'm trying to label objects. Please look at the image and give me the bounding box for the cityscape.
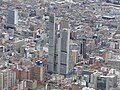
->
[0,0,120,90]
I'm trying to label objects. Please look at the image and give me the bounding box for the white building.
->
[90,72,118,90]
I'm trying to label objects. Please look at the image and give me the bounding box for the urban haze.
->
[0,0,120,90]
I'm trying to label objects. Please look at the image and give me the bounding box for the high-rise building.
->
[48,14,73,75]
[80,37,87,59]
[48,13,57,74]
[6,7,18,28]
[0,69,16,90]
[57,28,73,75]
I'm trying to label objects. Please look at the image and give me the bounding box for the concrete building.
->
[91,72,118,90]
[0,69,16,90]
[57,28,73,75]
[80,37,87,59]
[48,14,73,75]
[48,13,58,74]
[6,7,18,28]
[96,75,117,90]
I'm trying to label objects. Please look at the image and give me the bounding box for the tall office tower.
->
[48,14,73,75]
[6,7,18,28]
[80,37,87,59]
[57,28,73,75]
[48,13,58,74]
[58,19,73,75]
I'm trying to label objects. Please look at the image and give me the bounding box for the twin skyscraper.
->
[48,14,73,75]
